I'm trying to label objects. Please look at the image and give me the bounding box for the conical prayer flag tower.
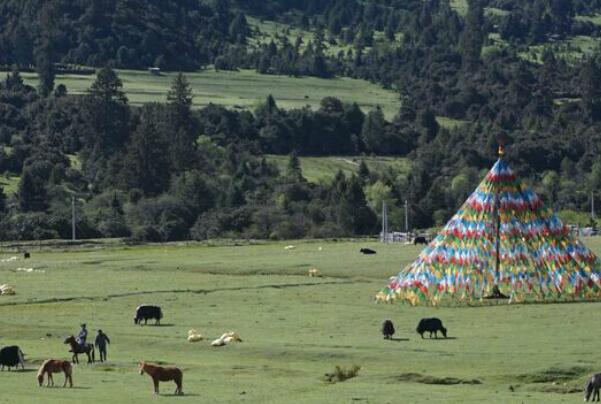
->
[379,146,601,305]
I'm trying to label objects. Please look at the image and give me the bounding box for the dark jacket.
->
[95,333,111,349]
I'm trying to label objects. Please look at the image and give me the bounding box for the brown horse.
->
[37,359,73,387]
[138,362,183,395]
[63,335,95,364]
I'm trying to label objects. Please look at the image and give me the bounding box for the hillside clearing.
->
[21,69,402,119]
[266,155,410,183]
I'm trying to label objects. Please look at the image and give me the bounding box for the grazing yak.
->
[585,373,601,402]
[360,248,376,255]
[381,320,395,339]
[416,318,447,339]
[0,345,25,371]
[413,236,428,245]
[134,305,163,325]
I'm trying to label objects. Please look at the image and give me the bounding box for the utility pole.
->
[404,199,409,233]
[381,201,388,243]
[71,195,76,241]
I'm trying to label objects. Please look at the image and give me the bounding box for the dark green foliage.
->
[166,73,197,172]
[81,67,130,187]
[580,53,601,122]
[18,167,48,212]
[0,0,248,70]
[0,185,6,213]
[460,0,485,72]
[2,1,601,239]
[121,106,170,196]
[286,151,303,180]
[34,38,55,98]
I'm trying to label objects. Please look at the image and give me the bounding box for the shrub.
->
[323,365,361,383]
[130,225,162,242]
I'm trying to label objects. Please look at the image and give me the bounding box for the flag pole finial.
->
[498,144,505,157]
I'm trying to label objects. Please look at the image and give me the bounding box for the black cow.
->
[413,237,428,245]
[23,251,30,259]
[134,305,163,325]
[416,318,447,339]
[360,248,376,255]
[381,320,395,339]
[0,345,25,371]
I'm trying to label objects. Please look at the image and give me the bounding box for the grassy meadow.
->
[266,155,409,183]
[0,238,600,403]
[0,173,20,196]
[20,69,401,119]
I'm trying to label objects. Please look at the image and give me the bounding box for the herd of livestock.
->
[2,247,601,399]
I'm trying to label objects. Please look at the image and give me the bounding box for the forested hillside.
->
[1,0,601,241]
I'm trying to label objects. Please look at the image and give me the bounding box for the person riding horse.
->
[77,324,88,348]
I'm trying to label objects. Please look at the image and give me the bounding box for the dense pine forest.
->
[1,0,601,241]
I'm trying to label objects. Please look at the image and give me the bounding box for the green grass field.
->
[576,14,601,25]
[0,173,20,195]
[266,155,409,183]
[0,238,600,403]
[20,69,401,119]
[247,17,403,58]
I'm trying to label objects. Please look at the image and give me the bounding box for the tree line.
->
[2,0,601,239]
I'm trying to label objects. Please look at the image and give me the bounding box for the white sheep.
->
[284,245,295,250]
[211,331,242,346]
[0,284,16,295]
[308,268,320,277]
[187,329,203,342]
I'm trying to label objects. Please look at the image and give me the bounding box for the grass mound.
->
[526,384,582,394]
[323,365,361,383]
[394,373,482,385]
[516,366,590,384]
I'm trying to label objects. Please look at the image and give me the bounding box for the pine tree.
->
[167,73,196,173]
[122,108,170,196]
[362,106,386,153]
[286,151,303,180]
[84,67,129,161]
[358,160,370,183]
[34,38,54,97]
[5,66,24,90]
[13,24,33,68]
[229,12,250,40]
[18,168,47,212]
[0,185,6,213]
[339,175,377,234]
[460,0,485,72]
[581,52,601,122]
[35,3,57,97]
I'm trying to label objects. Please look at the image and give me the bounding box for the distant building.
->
[148,67,161,76]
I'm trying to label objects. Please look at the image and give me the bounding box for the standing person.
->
[77,323,88,347]
[95,330,111,362]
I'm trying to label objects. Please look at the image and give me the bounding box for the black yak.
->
[585,373,601,402]
[413,237,428,245]
[381,320,395,339]
[416,318,447,339]
[360,248,376,255]
[134,305,163,325]
[0,345,25,370]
